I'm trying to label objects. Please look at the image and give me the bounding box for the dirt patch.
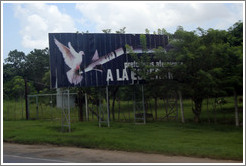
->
[3,142,243,163]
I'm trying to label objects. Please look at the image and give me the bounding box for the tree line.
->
[3,21,243,125]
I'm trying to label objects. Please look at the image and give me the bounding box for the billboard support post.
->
[99,87,110,127]
[61,89,71,132]
[106,86,110,127]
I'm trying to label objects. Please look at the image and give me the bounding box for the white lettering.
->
[116,69,123,81]
[106,69,113,81]
[122,69,129,80]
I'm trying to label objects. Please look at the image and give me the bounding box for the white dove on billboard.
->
[54,38,83,85]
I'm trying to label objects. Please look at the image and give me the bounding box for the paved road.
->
[3,142,242,163]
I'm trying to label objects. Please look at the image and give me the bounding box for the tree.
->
[134,26,237,123]
[168,27,233,122]
[4,50,26,78]
[3,76,36,99]
[152,43,186,123]
[4,50,27,99]
[116,27,126,34]
[145,28,150,34]
[102,29,111,33]
[223,21,243,126]
[25,48,49,93]
[228,20,243,47]
[3,63,17,83]
[156,26,206,122]
[3,48,50,99]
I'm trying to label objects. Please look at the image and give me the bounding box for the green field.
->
[3,96,244,161]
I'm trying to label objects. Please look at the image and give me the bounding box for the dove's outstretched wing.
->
[54,38,75,69]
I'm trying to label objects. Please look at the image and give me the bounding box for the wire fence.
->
[3,91,241,125]
[3,92,76,121]
[3,92,179,122]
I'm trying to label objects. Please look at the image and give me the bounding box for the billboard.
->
[49,33,168,88]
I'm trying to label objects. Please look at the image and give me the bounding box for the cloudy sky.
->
[2,1,244,60]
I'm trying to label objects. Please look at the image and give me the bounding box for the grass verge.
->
[3,120,243,161]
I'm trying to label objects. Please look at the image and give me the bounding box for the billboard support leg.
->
[98,87,110,127]
[61,89,71,132]
[106,86,110,127]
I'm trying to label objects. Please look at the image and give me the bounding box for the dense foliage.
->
[4,48,50,99]
[126,21,243,123]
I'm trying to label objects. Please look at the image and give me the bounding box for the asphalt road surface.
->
[3,142,242,163]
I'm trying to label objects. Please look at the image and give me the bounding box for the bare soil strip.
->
[3,142,242,163]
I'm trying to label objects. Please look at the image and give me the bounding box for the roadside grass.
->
[3,120,243,161]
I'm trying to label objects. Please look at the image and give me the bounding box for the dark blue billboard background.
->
[49,33,168,88]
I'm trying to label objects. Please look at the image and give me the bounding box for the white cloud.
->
[14,3,77,49]
[75,2,243,33]
[12,2,243,50]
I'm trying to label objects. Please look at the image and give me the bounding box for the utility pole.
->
[24,78,29,120]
